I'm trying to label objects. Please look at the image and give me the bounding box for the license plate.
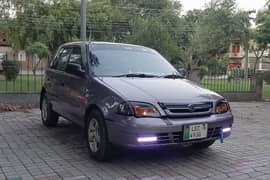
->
[183,124,208,141]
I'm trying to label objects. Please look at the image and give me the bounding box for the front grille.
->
[143,127,221,145]
[160,102,213,118]
[155,132,182,144]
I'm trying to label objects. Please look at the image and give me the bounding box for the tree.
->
[87,0,114,41]
[0,0,12,18]
[1,0,251,77]
[181,0,250,76]
[2,0,81,52]
[250,9,270,73]
[127,17,179,60]
[26,42,50,75]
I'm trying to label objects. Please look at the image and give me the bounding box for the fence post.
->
[251,73,263,100]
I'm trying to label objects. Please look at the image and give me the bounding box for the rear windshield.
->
[89,43,177,77]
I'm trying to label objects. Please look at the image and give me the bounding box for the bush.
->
[207,55,230,75]
[263,71,270,84]
[227,68,253,80]
[2,60,20,81]
[196,66,209,80]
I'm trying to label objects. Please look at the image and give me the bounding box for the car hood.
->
[98,77,223,103]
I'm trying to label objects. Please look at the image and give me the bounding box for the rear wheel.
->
[41,95,59,127]
[192,140,216,149]
[86,110,111,161]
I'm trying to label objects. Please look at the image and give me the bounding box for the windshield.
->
[89,43,178,77]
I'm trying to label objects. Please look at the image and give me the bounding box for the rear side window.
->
[69,46,84,69]
[53,47,72,71]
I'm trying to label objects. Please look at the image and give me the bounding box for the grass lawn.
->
[0,75,43,93]
[201,78,252,92]
[263,82,270,100]
[202,78,270,100]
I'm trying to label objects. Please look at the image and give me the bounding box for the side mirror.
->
[66,63,85,77]
[178,68,186,78]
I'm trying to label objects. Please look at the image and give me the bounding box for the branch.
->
[259,49,266,58]
[251,46,265,59]
[33,59,42,72]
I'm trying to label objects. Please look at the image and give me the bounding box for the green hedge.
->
[1,60,20,81]
[227,68,253,80]
[263,71,270,84]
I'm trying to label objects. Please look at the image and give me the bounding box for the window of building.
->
[232,45,240,54]
[18,50,26,61]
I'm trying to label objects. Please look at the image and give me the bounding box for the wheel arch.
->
[84,104,104,128]
[84,104,107,139]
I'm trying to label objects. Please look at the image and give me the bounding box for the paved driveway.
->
[0,102,270,180]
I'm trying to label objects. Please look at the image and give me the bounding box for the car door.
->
[61,45,89,126]
[47,46,72,116]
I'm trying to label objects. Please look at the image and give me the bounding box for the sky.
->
[181,0,266,14]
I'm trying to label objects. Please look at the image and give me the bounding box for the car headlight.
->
[118,102,161,118]
[215,101,230,114]
[118,102,133,116]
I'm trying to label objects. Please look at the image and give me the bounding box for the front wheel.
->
[86,110,111,161]
[41,95,59,127]
[192,140,216,149]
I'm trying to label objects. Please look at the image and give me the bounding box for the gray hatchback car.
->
[40,41,233,161]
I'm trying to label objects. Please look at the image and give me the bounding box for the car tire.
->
[86,110,111,161]
[192,140,216,149]
[41,95,59,127]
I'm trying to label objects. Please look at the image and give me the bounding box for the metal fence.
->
[0,60,255,94]
[0,56,47,93]
[0,49,256,94]
[201,74,254,93]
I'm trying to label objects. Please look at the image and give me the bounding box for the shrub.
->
[198,66,209,80]
[207,55,230,75]
[2,60,20,81]
[227,68,253,80]
[263,71,270,84]
[193,65,208,80]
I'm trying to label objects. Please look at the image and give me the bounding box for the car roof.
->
[90,41,147,48]
[61,41,153,50]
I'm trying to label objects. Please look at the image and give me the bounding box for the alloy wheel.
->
[42,98,48,121]
[88,118,101,153]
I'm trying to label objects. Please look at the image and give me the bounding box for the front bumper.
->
[106,112,233,148]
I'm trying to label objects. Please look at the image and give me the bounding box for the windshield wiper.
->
[113,73,160,78]
[161,74,184,79]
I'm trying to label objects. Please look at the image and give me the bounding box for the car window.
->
[68,46,84,69]
[54,47,72,71]
[89,44,178,77]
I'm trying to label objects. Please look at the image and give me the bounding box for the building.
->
[229,43,245,69]
[0,31,48,74]
[229,43,270,71]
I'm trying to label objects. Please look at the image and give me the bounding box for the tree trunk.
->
[32,59,42,75]
[244,44,249,79]
[252,48,265,75]
[253,57,259,74]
